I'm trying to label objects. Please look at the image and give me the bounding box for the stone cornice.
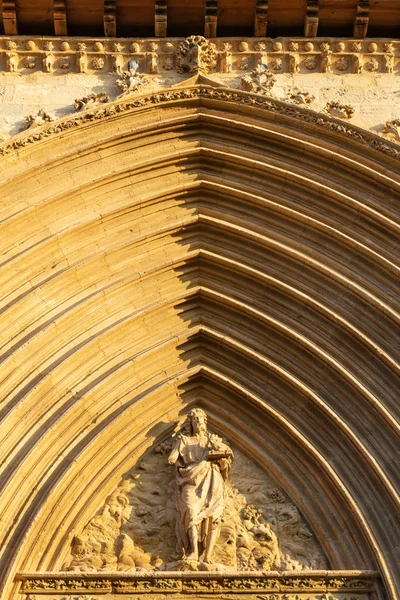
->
[17,570,379,595]
[0,35,398,76]
[0,85,399,160]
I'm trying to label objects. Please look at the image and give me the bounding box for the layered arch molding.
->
[0,89,398,600]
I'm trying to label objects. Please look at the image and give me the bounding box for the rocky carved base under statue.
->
[61,409,326,574]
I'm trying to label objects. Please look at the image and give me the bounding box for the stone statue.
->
[168,409,233,565]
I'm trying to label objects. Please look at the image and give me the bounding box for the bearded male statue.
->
[168,409,233,564]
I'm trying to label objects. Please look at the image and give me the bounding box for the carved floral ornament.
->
[0,35,399,75]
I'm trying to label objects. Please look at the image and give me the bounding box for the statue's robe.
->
[172,433,232,554]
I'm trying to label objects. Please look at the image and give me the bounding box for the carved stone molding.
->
[0,86,399,160]
[0,36,399,76]
[17,570,379,596]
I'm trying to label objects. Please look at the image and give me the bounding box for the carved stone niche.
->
[61,421,327,574]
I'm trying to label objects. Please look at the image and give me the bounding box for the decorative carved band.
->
[0,36,397,75]
[17,570,379,595]
[0,86,399,160]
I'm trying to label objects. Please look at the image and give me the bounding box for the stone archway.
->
[0,87,398,600]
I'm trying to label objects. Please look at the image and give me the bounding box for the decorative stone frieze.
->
[0,36,400,76]
[17,570,380,597]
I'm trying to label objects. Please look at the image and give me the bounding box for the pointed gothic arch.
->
[0,86,398,600]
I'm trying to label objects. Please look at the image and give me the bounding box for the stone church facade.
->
[0,3,399,600]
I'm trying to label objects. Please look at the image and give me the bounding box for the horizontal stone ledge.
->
[16,570,380,595]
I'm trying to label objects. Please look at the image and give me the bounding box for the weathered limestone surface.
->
[0,69,399,138]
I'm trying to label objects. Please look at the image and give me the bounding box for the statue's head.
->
[187,408,207,435]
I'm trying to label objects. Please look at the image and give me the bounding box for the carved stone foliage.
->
[63,424,327,573]
[241,65,276,96]
[335,57,349,72]
[365,58,379,72]
[0,36,398,76]
[323,102,355,120]
[381,119,400,143]
[24,109,54,129]
[74,92,110,112]
[176,36,217,75]
[116,59,150,95]
[304,57,317,71]
[23,56,36,69]
[286,89,315,105]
